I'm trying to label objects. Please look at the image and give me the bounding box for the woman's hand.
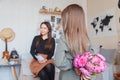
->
[74,68,91,80]
[81,74,91,80]
[37,53,48,63]
[39,59,47,63]
[74,68,81,76]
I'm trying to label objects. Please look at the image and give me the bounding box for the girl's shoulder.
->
[34,35,40,38]
[34,35,40,39]
[33,35,40,41]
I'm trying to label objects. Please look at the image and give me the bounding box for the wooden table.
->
[0,61,21,80]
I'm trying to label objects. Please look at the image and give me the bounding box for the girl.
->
[30,21,55,80]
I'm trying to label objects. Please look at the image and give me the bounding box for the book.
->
[35,55,44,61]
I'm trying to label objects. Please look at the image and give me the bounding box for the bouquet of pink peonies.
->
[73,52,106,80]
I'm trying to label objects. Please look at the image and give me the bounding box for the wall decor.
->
[51,16,55,22]
[89,8,117,38]
[39,6,62,15]
[51,17,63,40]
[56,18,61,26]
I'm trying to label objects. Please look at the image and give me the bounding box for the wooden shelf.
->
[39,9,61,15]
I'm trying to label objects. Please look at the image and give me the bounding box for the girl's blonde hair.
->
[61,4,88,55]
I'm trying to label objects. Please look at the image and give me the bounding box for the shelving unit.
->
[39,9,62,15]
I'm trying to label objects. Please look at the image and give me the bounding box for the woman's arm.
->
[54,35,73,70]
[30,36,38,60]
[47,38,55,59]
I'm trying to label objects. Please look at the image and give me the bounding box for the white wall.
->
[0,0,87,57]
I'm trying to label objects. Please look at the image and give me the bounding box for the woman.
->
[54,4,89,80]
[30,21,55,80]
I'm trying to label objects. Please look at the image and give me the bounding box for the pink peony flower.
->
[79,68,91,76]
[96,54,106,61]
[73,52,107,77]
[77,56,87,67]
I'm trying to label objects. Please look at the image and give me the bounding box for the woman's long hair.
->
[36,21,53,51]
[61,4,88,55]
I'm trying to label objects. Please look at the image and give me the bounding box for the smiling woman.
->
[30,21,55,80]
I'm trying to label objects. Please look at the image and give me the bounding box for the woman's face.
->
[40,24,49,36]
